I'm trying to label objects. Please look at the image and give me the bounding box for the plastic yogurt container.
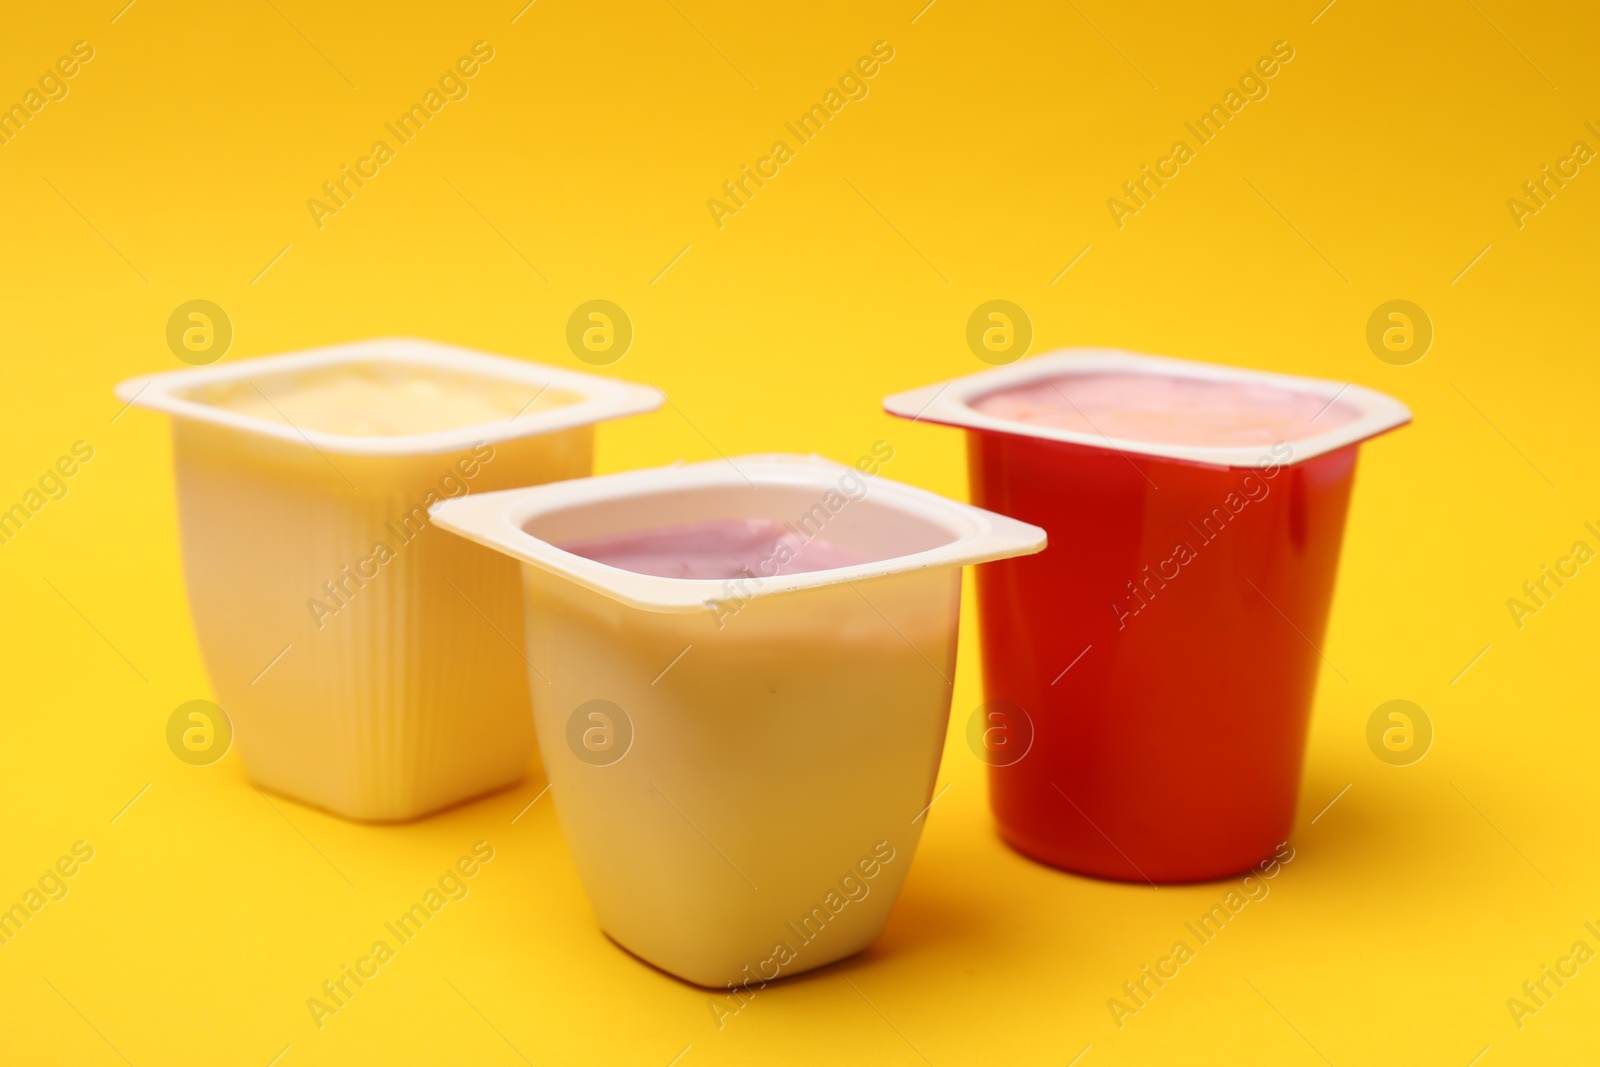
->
[885,349,1410,882]
[116,338,661,821]
[430,453,1046,986]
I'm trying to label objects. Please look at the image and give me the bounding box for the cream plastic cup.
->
[116,338,661,821]
[430,454,1046,987]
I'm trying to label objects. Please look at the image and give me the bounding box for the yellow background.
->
[2,0,1596,1063]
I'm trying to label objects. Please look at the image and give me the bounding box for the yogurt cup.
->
[429,454,1045,987]
[116,338,661,821]
[885,350,1410,882]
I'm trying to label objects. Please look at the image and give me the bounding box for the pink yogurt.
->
[970,371,1361,448]
[559,518,868,580]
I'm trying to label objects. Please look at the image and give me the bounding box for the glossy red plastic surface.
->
[969,430,1357,883]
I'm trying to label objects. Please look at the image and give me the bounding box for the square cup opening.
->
[113,338,665,457]
[883,349,1412,469]
[522,480,961,582]
[427,455,1049,612]
[173,357,584,438]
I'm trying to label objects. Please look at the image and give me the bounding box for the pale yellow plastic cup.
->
[431,454,1046,987]
[116,338,661,821]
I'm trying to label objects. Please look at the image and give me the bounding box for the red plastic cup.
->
[885,351,1410,882]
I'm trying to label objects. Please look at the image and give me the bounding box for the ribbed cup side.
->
[171,420,585,821]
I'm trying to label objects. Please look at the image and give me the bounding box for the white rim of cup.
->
[882,348,1413,469]
[428,453,1049,614]
[113,337,664,457]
